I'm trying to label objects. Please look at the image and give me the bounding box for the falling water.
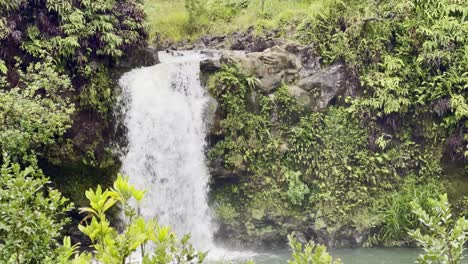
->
[118,51,216,250]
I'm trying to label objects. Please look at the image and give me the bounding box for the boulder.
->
[161,27,282,52]
[246,91,262,114]
[238,47,300,93]
[297,63,347,110]
[200,35,227,49]
[287,85,315,109]
[118,46,159,69]
[230,27,282,52]
[200,58,222,74]
[209,44,322,95]
[284,43,321,78]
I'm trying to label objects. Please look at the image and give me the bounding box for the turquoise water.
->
[223,248,468,264]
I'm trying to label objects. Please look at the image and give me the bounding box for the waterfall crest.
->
[118,51,216,250]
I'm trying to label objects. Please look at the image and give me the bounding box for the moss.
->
[215,202,240,222]
[251,208,265,220]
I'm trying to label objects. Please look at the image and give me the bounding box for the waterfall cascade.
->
[118,51,217,250]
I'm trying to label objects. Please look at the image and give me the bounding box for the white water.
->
[119,51,217,250]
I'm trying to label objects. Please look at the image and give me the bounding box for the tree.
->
[409,194,468,264]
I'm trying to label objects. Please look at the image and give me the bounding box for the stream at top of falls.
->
[117,50,468,264]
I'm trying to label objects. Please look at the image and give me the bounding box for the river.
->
[221,248,468,264]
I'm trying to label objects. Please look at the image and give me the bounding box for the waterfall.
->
[118,51,216,250]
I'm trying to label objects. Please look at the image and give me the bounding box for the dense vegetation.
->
[0,0,146,182]
[0,0,467,263]
[207,63,448,246]
[200,0,467,247]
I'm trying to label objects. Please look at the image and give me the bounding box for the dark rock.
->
[229,28,262,51]
[294,232,308,244]
[200,58,222,74]
[284,43,320,78]
[159,28,282,52]
[297,63,347,110]
[209,158,235,179]
[118,46,159,69]
[246,91,262,114]
[201,35,226,48]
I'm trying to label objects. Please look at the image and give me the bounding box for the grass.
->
[144,1,189,44]
[144,0,317,44]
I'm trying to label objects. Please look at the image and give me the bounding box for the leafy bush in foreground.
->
[0,158,72,264]
[409,194,468,264]
[70,175,207,264]
[288,233,342,264]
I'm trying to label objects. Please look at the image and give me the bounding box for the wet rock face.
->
[238,45,351,111]
[200,58,223,74]
[239,47,299,93]
[238,44,320,94]
[229,28,281,52]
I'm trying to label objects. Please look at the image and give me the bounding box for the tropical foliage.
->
[288,233,343,264]
[71,175,207,264]
[0,168,208,264]
[0,0,466,262]
[409,194,468,264]
[205,0,467,247]
[207,62,447,246]
[296,0,467,161]
[0,59,74,165]
[0,158,72,264]
[0,0,147,170]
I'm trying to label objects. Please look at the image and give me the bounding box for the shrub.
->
[379,178,443,245]
[0,158,72,264]
[285,170,310,206]
[0,58,74,164]
[288,233,342,264]
[409,194,468,264]
[72,175,207,264]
